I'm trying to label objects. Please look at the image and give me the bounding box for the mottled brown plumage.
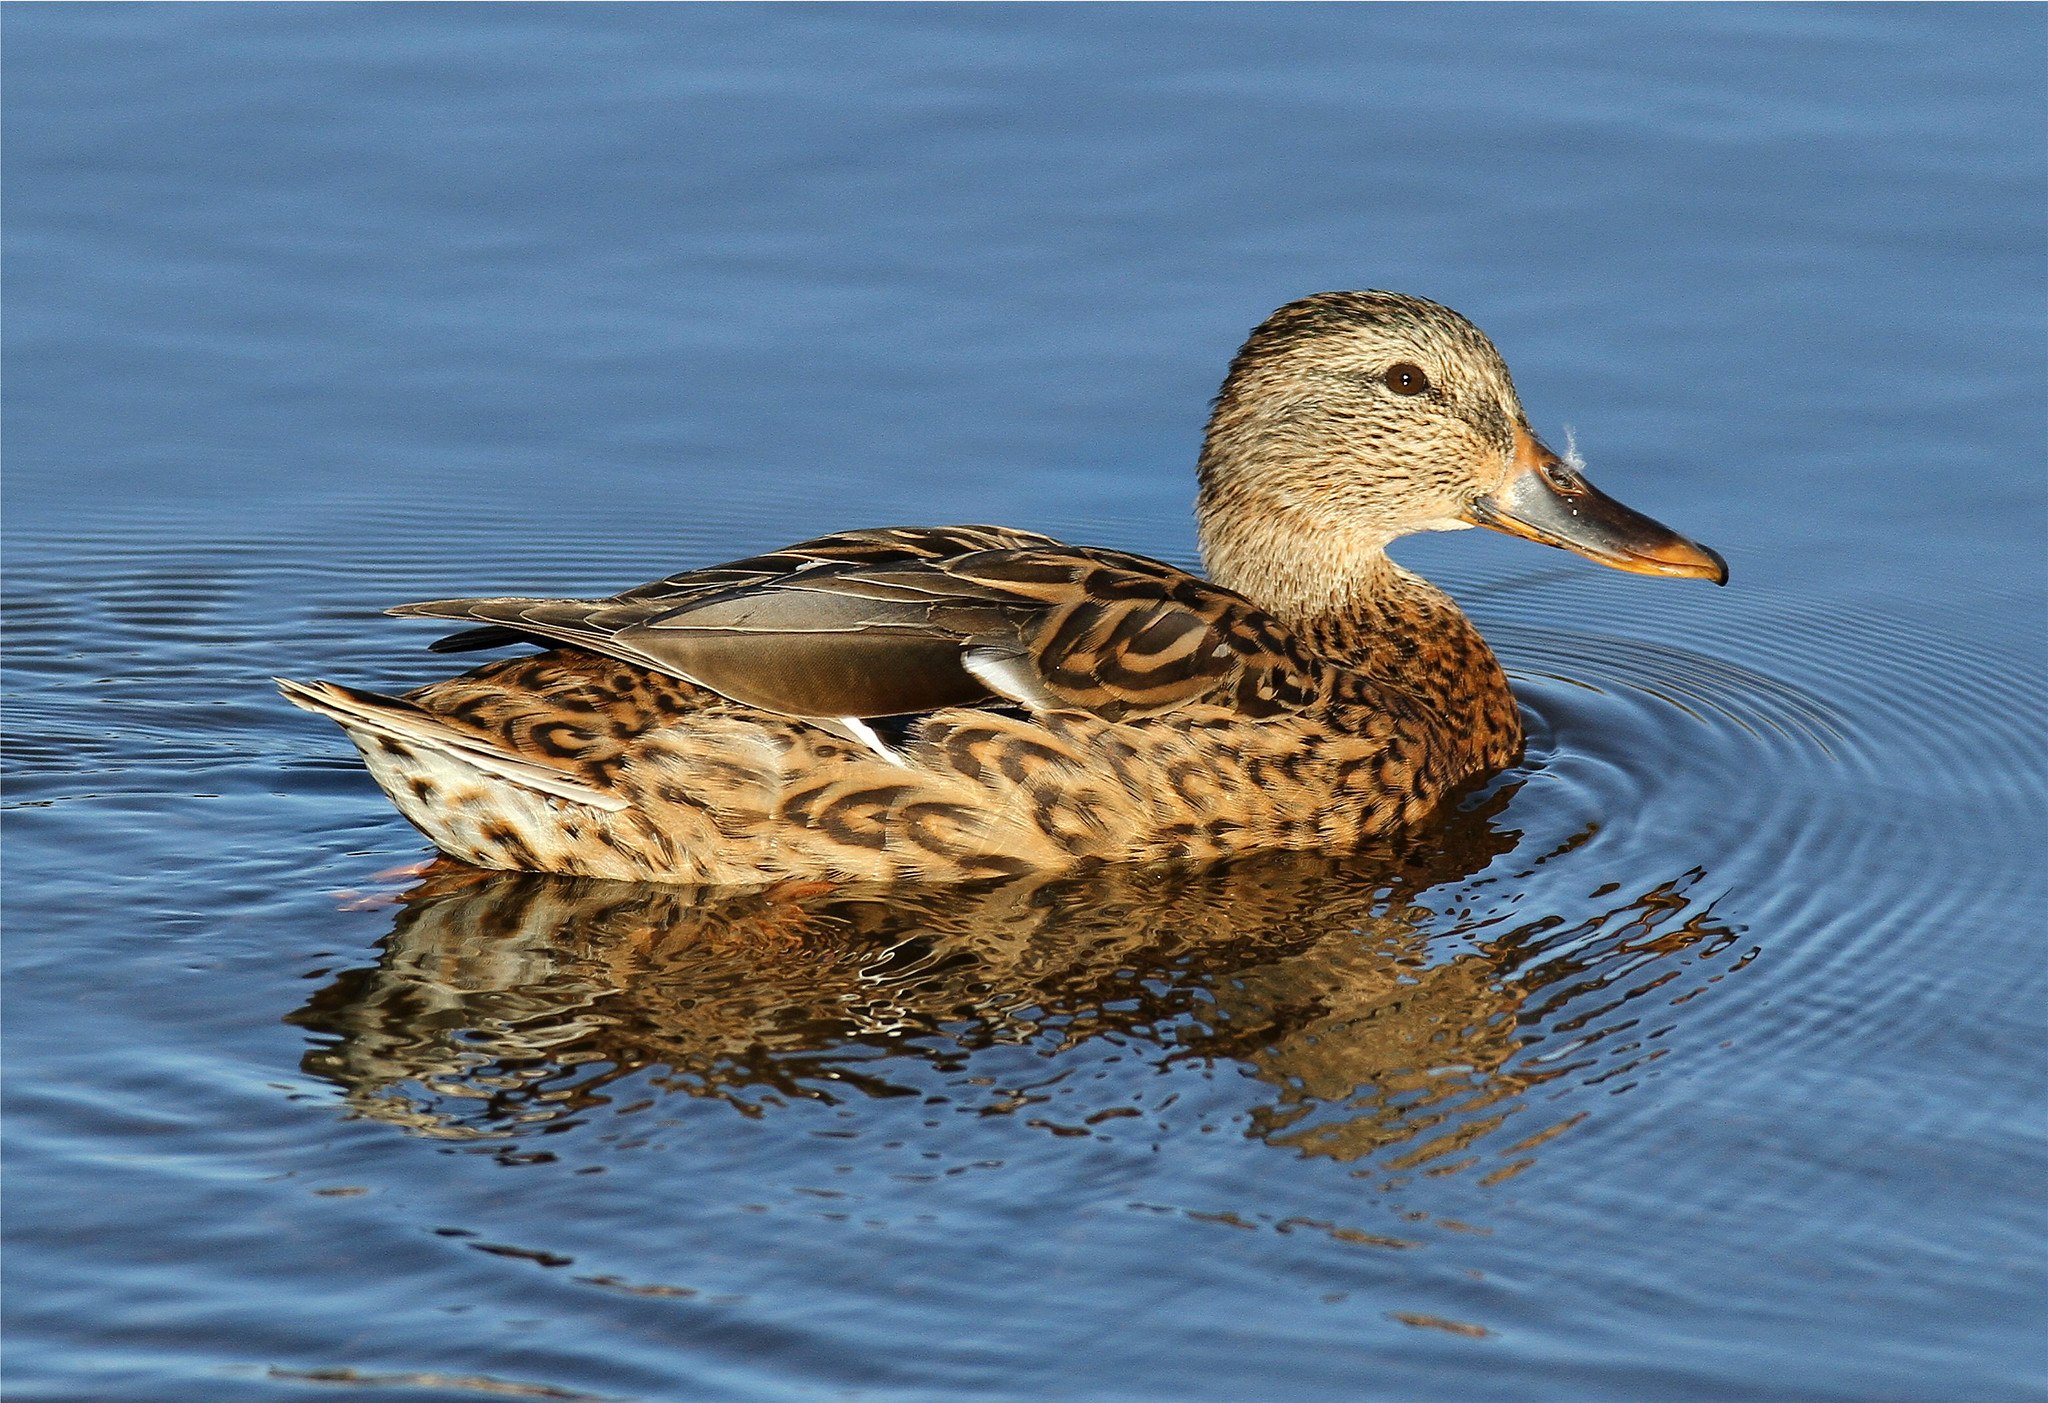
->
[282,291,1725,884]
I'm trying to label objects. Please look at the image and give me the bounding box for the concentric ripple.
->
[1471,565,2048,1109]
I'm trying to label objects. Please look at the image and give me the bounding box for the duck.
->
[281,291,1725,885]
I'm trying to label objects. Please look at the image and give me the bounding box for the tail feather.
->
[276,677,627,811]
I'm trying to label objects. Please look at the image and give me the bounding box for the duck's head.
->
[1196,291,1726,614]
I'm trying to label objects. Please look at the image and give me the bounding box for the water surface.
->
[6,7,2045,1401]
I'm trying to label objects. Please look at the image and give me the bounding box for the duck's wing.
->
[390,531,1316,723]
[420,525,1062,655]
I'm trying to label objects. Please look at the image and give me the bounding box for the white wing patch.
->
[808,715,911,767]
[962,647,1062,712]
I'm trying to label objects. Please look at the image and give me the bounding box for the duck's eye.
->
[1383,362,1431,396]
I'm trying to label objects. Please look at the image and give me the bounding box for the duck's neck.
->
[1199,493,1400,623]
[1200,500,1523,766]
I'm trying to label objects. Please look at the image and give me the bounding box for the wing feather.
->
[387,527,1315,723]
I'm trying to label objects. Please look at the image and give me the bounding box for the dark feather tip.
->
[427,625,532,654]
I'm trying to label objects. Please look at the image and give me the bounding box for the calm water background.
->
[6,6,2045,1401]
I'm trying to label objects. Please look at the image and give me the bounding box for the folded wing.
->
[390,526,1316,723]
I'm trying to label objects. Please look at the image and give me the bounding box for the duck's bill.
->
[1462,430,1729,585]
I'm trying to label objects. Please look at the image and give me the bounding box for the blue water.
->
[6,6,2045,1401]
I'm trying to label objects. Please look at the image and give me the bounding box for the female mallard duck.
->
[282,291,1724,885]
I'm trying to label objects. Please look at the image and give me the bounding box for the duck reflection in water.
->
[292,784,1747,1178]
